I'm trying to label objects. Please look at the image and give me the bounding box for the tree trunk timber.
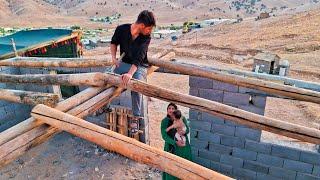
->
[0,52,172,168]
[0,89,59,107]
[148,58,320,104]
[102,73,320,144]
[31,104,231,180]
[1,57,113,68]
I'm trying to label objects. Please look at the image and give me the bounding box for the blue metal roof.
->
[0,29,73,57]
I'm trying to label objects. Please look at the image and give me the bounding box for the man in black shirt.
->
[110,10,155,139]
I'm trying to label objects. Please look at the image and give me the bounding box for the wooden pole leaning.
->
[31,104,232,180]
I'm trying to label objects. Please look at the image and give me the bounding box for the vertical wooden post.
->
[50,70,62,99]
[11,38,18,57]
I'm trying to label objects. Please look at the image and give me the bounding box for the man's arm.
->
[110,26,121,67]
[110,44,119,68]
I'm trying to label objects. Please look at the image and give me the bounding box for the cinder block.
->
[0,108,7,116]
[190,120,211,131]
[190,138,208,149]
[199,149,220,162]
[233,168,257,180]
[313,165,320,176]
[220,163,233,176]
[251,95,267,108]
[283,159,313,174]
[209,143,233,155]
[224,120,239,126]
[189,76,213,89]
[220,135,245,148]
[220,155,243,168]
[245,140,271,154]
[257,153,284,167]
[223,92,250,106]
[235,127,261,141]
[90,67,106,72]
[189,88,199,96]
[189,109,200,120]
[257,173,282,180]
[210,161,221,171]
[211,124,235,136]
[212,80,239,92]
[0,83,6,89]
[198,130,220,144]
[201,112,224,124]
[111,97,120,105]
[238,105,265,115]
[239,87,267,95]
[244,160,269,174]
[193,156,211,168]
[0,100,8,107]
[199,89,224,102]
[300,151,320,166]
[190,129,198,139]
[232,148,257,161]
[271,145,301,160]
[269,166,297,180]
[296,173,320,180]
[191,147,199,157]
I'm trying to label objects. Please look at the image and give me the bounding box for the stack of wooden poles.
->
[0,53,320,179]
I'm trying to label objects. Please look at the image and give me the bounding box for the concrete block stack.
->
[189,76,320,180]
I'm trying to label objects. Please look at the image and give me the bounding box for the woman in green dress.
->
[161,103,192,180]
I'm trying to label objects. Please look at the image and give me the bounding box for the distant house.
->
[152,30,177,39]
[252,52,280,74]
[256,12,270,20]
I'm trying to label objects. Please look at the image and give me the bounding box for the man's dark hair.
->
[173,110,182,120]
[136,10,156,27]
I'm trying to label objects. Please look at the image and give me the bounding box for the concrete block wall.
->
[189,76,320,180]
[0,66,136,131]
[0,67,32,132]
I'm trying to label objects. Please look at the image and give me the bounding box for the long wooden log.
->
[0,52,171,168]
[0,87,116,167]
[102,73,320,144]
[0,73,105,87]
[148,58,320,104]
[0,89,59,107]
[1,71,319,144]
[0,86,109,146]
[1,57,113,68]
[31,104,231,180]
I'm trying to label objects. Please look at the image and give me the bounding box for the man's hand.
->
[121,73,133,87]
[112,57,120,68]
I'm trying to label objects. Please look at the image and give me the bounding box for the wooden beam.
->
[101,73,320,144]
[0,86,108,146]
[49,70,62,99]
[148,58,320,104]
[0,73,106,87]
[0,89,59,107]
[1,57,113,68]
[0,87,115,167]
[0,52,172,168]
[31,104,231,180]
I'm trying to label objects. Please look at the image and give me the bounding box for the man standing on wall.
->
[110,10,156,143]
